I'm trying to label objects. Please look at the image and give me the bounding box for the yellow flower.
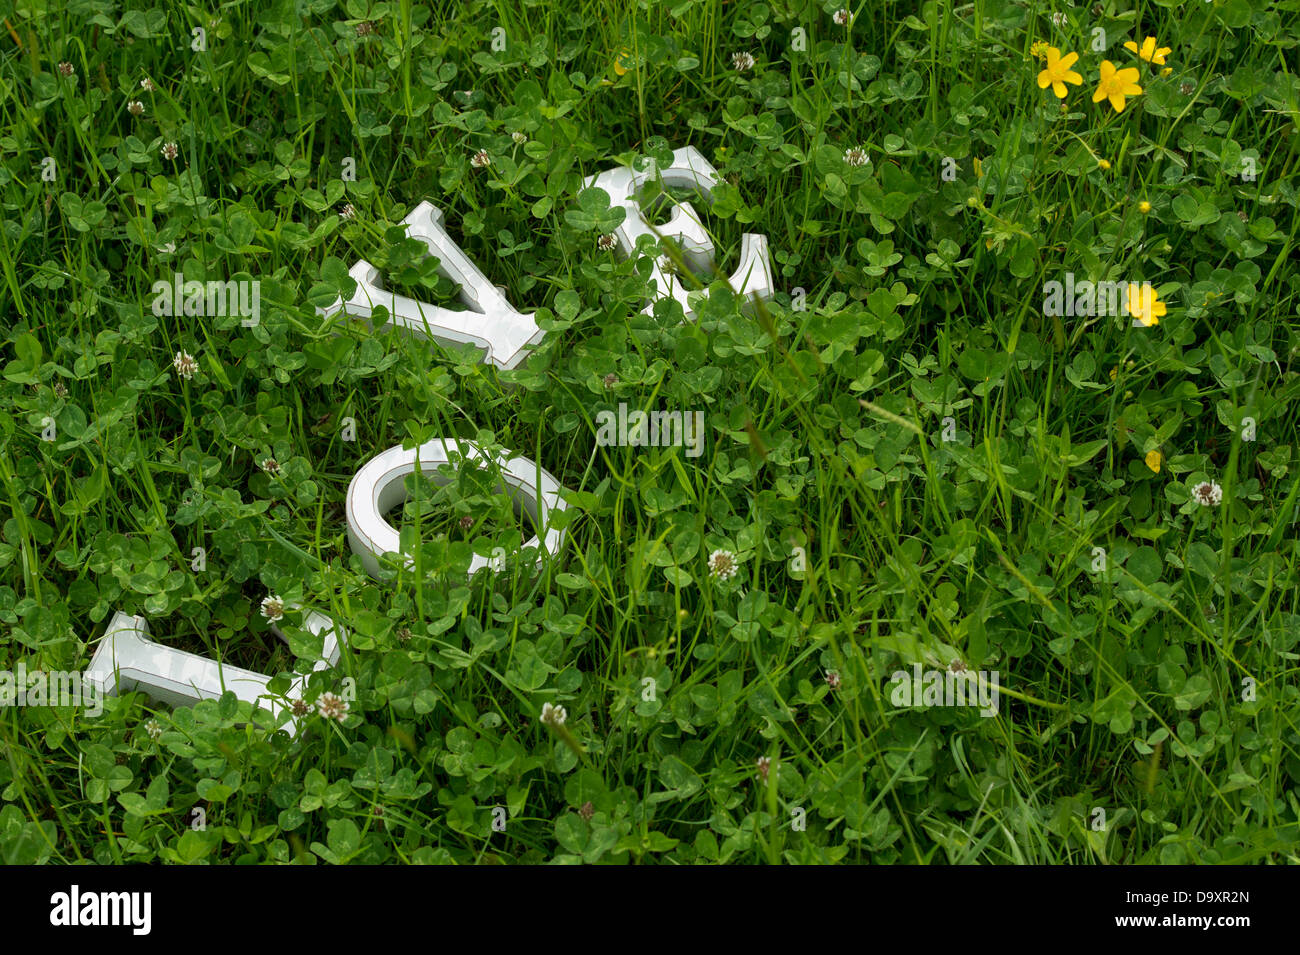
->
[1145,450,1163,473]
[1037,47,1083,98]
[1093,60,1143,113]
[1124,36,1171,65]
[613,48,633,76]
[1161,67,1172,77]
[1098,159,1111,170]
[1030,40,1050,60]
[1126,283,1166,326]
[1138,200,1151,214]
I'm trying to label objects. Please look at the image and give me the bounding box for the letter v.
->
[318,202,544,370]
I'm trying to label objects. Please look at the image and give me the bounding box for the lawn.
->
[0,0,1297,865]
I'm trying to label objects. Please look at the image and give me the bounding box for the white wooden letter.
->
[84,608,346,738]
[582,145,775,319]
[317,202,544,370]
[345,437,570,579]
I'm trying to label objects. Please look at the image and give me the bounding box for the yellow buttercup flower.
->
[1145,450,1163,473]
[1124,36,1171,65]
[1126,283,1166,326]
[1037,47,1082,98]
[1093,60,1143,113]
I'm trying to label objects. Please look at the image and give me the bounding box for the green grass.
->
[0,0,1297,864]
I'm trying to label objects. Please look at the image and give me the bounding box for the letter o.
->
[346,438,569,578]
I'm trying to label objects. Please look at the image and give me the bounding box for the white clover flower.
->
[708,549,739,580]
[844,146,871,167]
[260,594,285,621]
[1051,11,1068,27]
[128,100,145,116]
[540,702,567,727]
[833,9,852,25]
[511,131,528,145]
[339,203,355,220]
[173,351,198,379]
[145,718,163,741]
[596,233,618,251]
[161,141,179,160]
[141,77,157,92]
[470,149,491,168]
[260,457,281,476]
[1193,481,1223,507]
[756,756,772,781]
[57,62,75,77]
[316,692,349,722]
[732,51,755,71]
